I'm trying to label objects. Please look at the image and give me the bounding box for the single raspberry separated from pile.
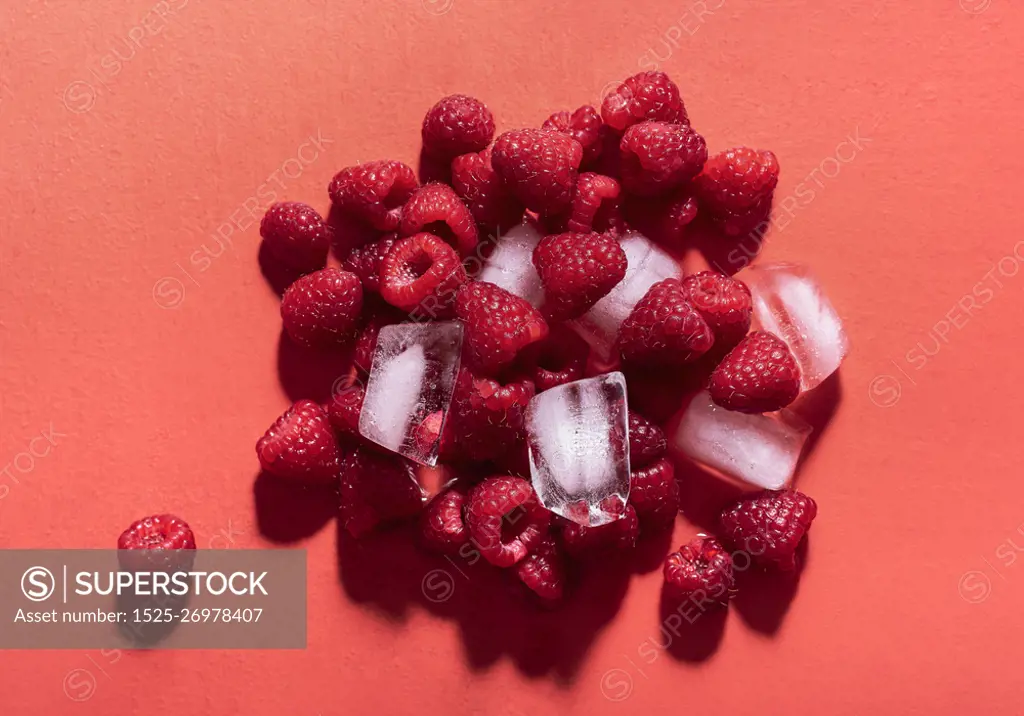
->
[441,368,535,463]
[709,331,800,413]
[450,148,525,235]
[619,121,707,197]
[339,447,425,538]
[695,147,780,237]
[618,278,714,366]
[680,271,753,353]
[455,281,549,375]
[260,202,331,275]
[280,268,363,348]
[491,128,583,215]
[465,476,550,567]
[628,410,666,469]
[257,400,341,483]
[379,232,468,313]
[525,326,589,392]
[663,536,735,604]
[560,505,640,558]
[398,183,479,256]
[420,484,470,555]
[117,514,197,572]
[628,457,679,528]
[719,490,817,570]
[328,160,418,231]
[601,71,688,132]
[421,94,495,161]
[533,231,627,321]
[542,105,604,166]
[515,536,565,602]
[342,234,396,295]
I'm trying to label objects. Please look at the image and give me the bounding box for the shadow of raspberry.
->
[656,585,728,663]
[417,147,452,186]
[253,470,337,544]
[790,371,843,479]
[275,328,353,405]
[689,209,770,277]
[731,539,809,636]
[257,240,307,297]
[326,203,381,262]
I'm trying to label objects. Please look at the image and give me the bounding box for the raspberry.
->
[280,268,363,348]
[441,368,535,463]
[560,505,639,558]
[420,484,470,555]
[515,536,565,602]
[628,410,666,469]
[533,232,627,321]
[379,233,468,313]
[542,105,604,166]
[709,331,800,413]
[628,457,678,527]
[464,475,550,567]
[719,489,817,570]
[695,147,779,222]
[622,190,698,246]
[450,148,525,235]
[663,536,735,603]
[711,198,773,238]
[680,271,752,352]
[618,278,713,366]
[550,173,625,235]
[325,384,364,441]
[619,121,707,197]
[259,202,331,274]
[351,309,404,375]
[491,129,583,215]
[455,281,549,375]
[342,234,396,295]
[421,94,495,161]
[525,326,589,392]
[117,514,197,572]
[328,160,418,231]
[257,400,341,483]
[338,446,425,538]
[601,71,688,132]
[398,183,479,256]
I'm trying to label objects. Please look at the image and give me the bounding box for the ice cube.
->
[476,221,544,307]
[525,372,630,526]
[670,390,811,490]
[743,262,848,390]
[358,321,463,466]
[570,232,681,360]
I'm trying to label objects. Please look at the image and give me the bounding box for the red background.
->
[3,0,1024,713]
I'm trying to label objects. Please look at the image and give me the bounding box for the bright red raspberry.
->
[325,384,364,441]
[515,536,565,602]
[379,233,468,313]
[257,400,341,483]
[619,121,707,197]
[709,331,801,413]
[533,232,627,321]
[618,278,713,366]
[117,514,196,572]
[450,148,525,235]
[560,505,639,558]
[328,160,418,231]
[339,446,425,538]
[280,268,363,348]
[601,71,688,132]
[628,457,679,527]
[398,183,478,256]
[695,148,779,229]
[525,326,589,391]
[260,202,331,275]
[441,368,535,463]
[622,190,698,246]
[420,484,470,555]
[421,94,495,161]
[551,173,625,235]
[342,234,396,295]
[542,105,604,166]
[680,271,752,353]
[491,129,583,215]
[628,410,666,469]
[455,281,549,375]
[465,476,550,567]
[719,490,817,570]
[663,536,735,603]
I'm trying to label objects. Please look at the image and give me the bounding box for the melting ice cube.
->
[358,321,463,466]
[570,232,681,360]
[743,262,848,390]
[670,390,811,490]
[476,221,544,307]
[526,372,630,526]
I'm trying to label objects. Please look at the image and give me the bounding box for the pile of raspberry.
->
[245,71,819,609]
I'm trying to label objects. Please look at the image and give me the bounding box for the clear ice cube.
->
[744,262,848,390]
[670,390,811,490]
[525,372,630,526]
[570,232,681,360]
[358,321,463,466]
[476,221,544,307]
